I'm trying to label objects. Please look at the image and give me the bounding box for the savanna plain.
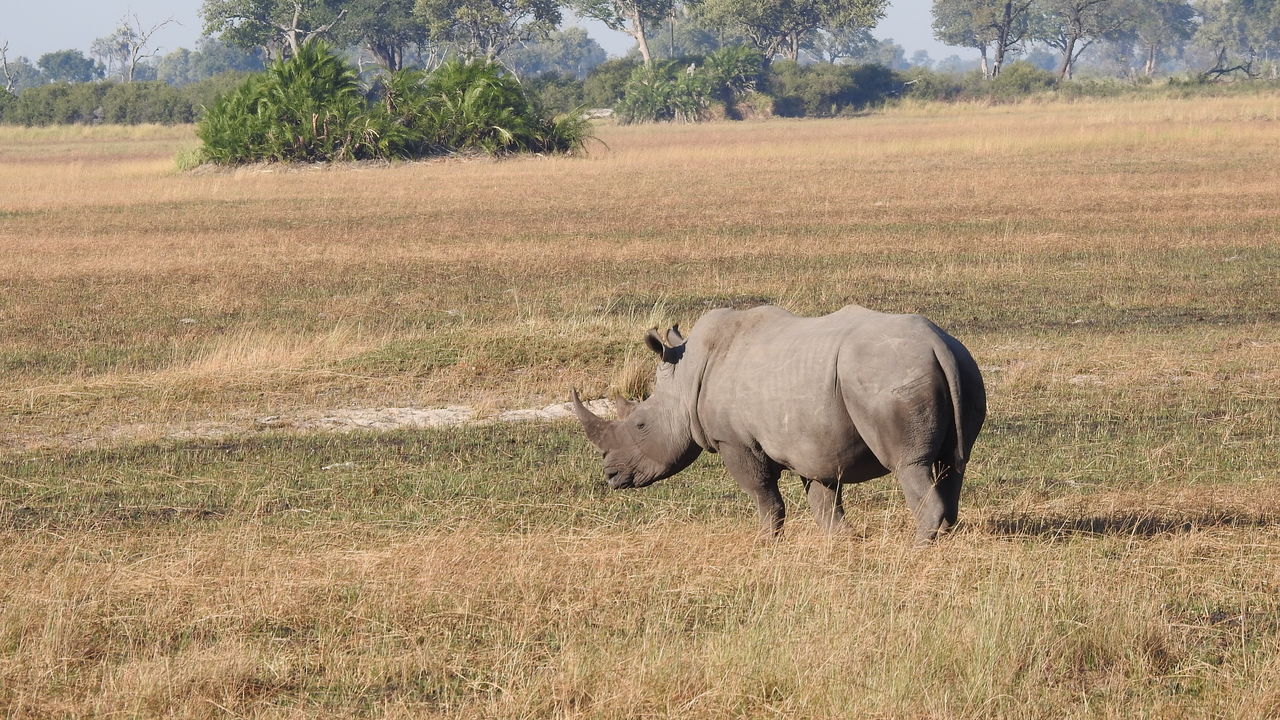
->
[1,95,1279,718]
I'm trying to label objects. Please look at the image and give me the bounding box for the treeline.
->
[3,0,1279,127]
[933,0,1280,81]
[0,74,248,126]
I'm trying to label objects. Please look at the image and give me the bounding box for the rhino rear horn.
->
[610,392,639,420]
[570,389,611,448]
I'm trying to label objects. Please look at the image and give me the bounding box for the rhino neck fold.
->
[674,346,715,454]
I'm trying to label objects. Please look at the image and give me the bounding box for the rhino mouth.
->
[605,470,657,490]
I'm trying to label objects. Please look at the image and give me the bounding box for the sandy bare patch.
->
[24,399,617,451]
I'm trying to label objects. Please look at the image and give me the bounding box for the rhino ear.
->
[665,324,685,347]
[644,328,685,364]
[644,328,666,355]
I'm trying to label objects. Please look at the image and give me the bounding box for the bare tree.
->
[92,15,178,82]
[1,42,15,94]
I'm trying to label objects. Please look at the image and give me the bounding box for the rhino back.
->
[689,305,957,480]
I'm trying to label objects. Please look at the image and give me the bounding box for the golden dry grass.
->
[5,504,1280,718]
[3,94,1279,446]
[1,94,1279,717]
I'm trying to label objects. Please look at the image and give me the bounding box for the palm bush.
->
[196,44,588,164]
[702,46,764,101]
[615,47,764,124]
[419,60,589,154]
[199,42,404,163]
[617,63,714,124]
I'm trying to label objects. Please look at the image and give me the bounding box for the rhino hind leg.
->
[721,444,785,538]
[802,477,846,533]
[897,461,962,543]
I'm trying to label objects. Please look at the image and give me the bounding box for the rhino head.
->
[572,325,702,490]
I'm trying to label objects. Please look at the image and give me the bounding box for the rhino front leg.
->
[802,477,846,533]
[896,461,960,543]
[721,444,785,538]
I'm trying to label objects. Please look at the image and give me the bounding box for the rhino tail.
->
[933,342,970,471]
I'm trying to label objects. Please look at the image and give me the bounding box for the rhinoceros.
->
[571,304,986,542]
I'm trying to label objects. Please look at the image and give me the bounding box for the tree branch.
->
[306,8,349,42]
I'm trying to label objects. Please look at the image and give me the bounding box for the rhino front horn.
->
[570,389,611,448]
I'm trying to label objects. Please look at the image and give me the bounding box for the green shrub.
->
[616,62,714,124]
[615,47,766,124]
[418,60,590,154]
[198,42,400,163]
[4,82,108,125]
[583,58,640,108]
[766,61,902,117]
[990,61,1057,98]
[902,69,974,102]
[100,82,195,123]
[524,72,586,115]
[702,45,764,99]
[701,45,765,118]
[197,45,589,164]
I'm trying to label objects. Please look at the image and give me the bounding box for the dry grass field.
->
[1,95,1279,717]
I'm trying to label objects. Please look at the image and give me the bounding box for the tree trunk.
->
[628,5,652,66]
[368,42,403,71]
[1,43,15,94]
[785,33,801,61]
[990,1,1012,78]
[1143,42,1156,77]
[1057,34,1077,80]
[669,10,675,59]
[979,46,990,78]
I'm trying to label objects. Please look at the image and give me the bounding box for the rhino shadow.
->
[983,508,1280,539]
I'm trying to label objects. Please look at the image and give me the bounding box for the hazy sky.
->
[2,0,975,63]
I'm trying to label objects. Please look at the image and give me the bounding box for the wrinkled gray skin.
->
[572,305,986,542]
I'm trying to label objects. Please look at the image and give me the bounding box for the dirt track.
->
[25,399,617,451]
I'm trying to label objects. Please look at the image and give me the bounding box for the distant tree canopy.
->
[695,0,891,63]
[930,0,1280,79]
[504,27,607,77]
[1194,0,1280,77]
[37,50,104,83]
[201,0,349,57]
[338,0,428,70]
[415,0,561,60]
[155,38,267,85]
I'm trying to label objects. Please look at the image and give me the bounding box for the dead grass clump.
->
[609,352,655,401]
